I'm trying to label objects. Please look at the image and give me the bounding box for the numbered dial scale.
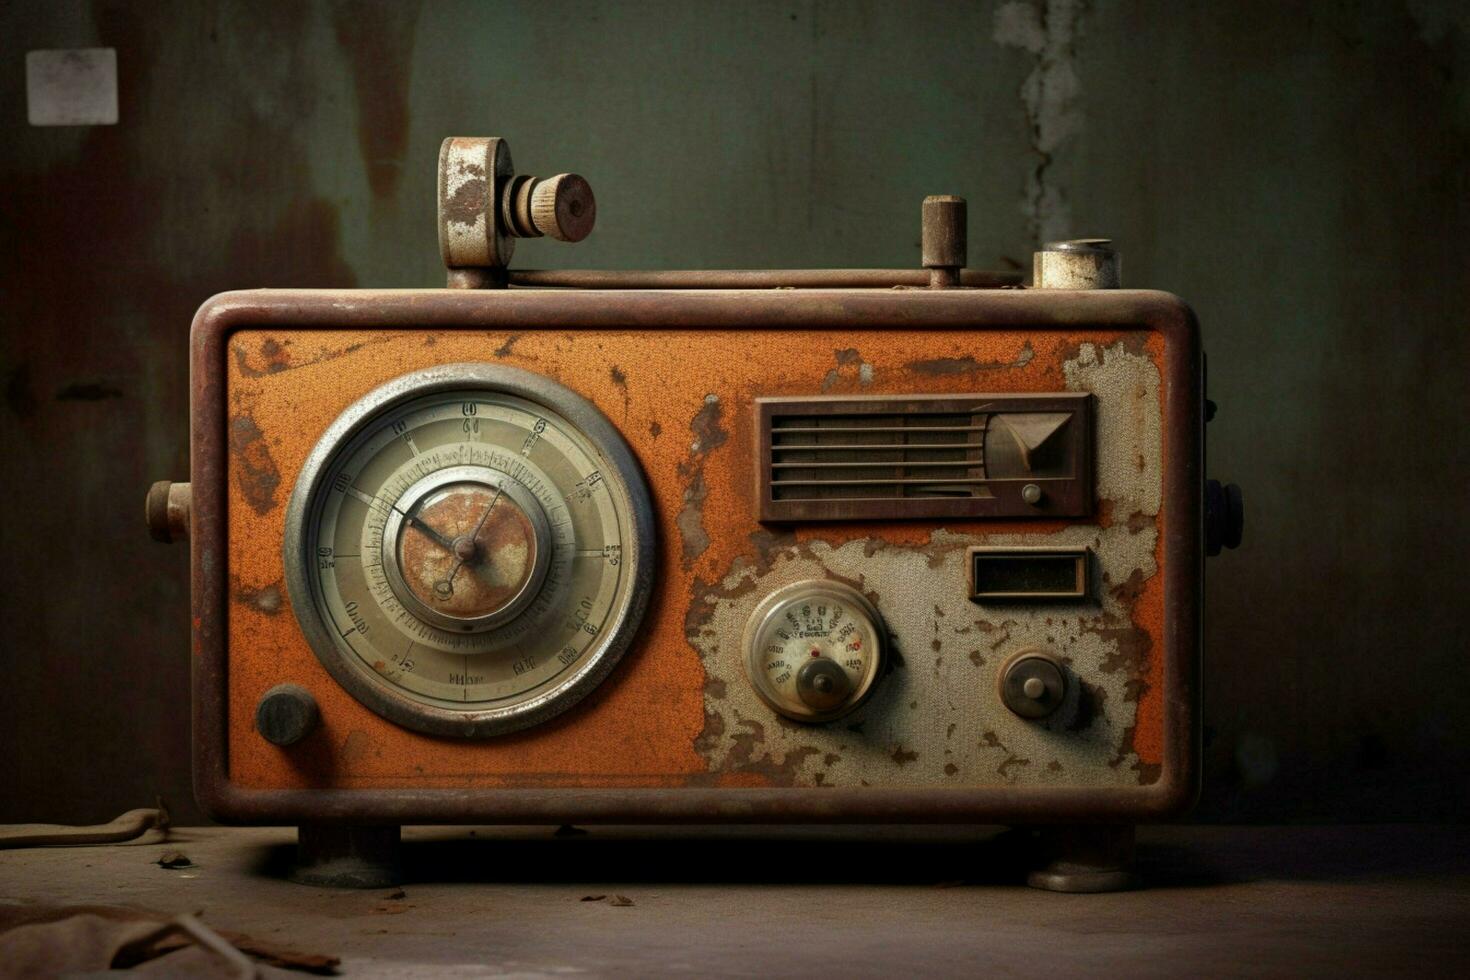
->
[283,363,654,737]
[742,581,887,723]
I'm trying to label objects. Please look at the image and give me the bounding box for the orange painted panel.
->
[224,327,1166,790]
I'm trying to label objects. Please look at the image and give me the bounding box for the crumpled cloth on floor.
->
[0,904,338,978]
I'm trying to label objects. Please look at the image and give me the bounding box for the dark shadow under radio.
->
[246,823,1470,891]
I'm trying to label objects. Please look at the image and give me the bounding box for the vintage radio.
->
[148,137,1242,892]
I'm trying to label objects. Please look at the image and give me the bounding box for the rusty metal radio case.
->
[149,138,1242,891]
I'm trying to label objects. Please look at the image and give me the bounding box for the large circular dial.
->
[742,580,886,723]
[284,363,654,737]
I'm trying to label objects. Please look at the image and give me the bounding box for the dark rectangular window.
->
[968,548,1089,601]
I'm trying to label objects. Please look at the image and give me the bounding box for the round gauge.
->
[283,363,654,738]
[742,580,886,723]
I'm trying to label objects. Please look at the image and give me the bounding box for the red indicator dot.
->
[810,648,821,658]
[853,639,861,650]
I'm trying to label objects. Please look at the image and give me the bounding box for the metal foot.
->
[1026,825,1136,893]
[291,824,401,888]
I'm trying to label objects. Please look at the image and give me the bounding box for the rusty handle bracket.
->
[504,268,1022,289]
[437,143,1007,292]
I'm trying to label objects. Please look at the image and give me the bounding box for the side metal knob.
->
[145,481,191,543]
[256,684,320,747]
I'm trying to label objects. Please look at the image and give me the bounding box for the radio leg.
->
[1026,824,1135,893]
[290,824,402,888]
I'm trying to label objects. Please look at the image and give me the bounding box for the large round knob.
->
[998,650,1067,719]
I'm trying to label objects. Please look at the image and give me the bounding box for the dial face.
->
[742,580,886,723]
[284,364,653,737]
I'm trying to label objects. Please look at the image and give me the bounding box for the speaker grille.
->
[755,394,1094,522]
[768,409,991,501]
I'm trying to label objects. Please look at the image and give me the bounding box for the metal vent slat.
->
[767,408,989,503]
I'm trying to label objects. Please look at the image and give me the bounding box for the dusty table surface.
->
[1,824,1466,977]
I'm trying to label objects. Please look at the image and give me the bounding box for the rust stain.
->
[610,364,630,417]
[676,473,711,565]
[332,1,422,202]
[233,334,395,379]
[228,415,281,515]
[443,179,488,226]
[686,394,728,457]
[820,347,873,391]
[906,342,1034,375]
[398,485,536,616]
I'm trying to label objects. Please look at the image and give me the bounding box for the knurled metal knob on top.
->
[438,137,597,281]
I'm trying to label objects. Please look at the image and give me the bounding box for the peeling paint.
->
[821,348,875,391]
[689,339,1162,788]
[675,395,727,567]
[907,342,1034,375]
[677,473,712,565]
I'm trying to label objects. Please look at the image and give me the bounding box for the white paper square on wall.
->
[26,48,118,126]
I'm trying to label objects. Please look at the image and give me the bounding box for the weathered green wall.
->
[2,0,1466,824]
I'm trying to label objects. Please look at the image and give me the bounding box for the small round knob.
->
[1021,483,1043,506]
[256,684,319,747]
[998,651,1067,719]
[531,174,596,242]
[796,658,853,713]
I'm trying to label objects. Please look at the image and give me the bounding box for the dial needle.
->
[433,487,503,599]
[405,514,456,553]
